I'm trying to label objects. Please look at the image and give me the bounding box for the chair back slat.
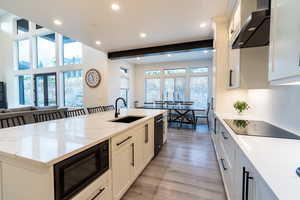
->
[33,111,63,123]
[0,115,26,129]
[65,108,86,118]
[87,106,105,114]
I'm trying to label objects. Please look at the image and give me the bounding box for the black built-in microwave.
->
[54,140,109,200]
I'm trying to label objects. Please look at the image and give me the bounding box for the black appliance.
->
[54,140,109,200]
[224,119,300,140]
[0,82,7,109]
[232,0,271,49]
[154,114,164,156]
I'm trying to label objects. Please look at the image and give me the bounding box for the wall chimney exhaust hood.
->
[232,0,271,49]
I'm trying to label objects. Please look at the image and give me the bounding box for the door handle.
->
[131,143,135,167]
[116,136,132,146]
[145,124,149,143]
[242,167,253,200]
[229,69,233,87]
[91,187,105,200]
[220,158,227,171]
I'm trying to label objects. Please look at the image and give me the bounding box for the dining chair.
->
[65,108,86,118]
[87,106,105,114]
[195,103,210,128]
[0,115,26,129]
[104,105,115,111]
[33,111,63,123]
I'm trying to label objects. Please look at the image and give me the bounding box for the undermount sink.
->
[111,116,145,123]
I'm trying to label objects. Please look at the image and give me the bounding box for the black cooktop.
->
[224,119,300,140]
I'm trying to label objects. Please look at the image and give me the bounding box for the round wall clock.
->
[85,68,101,88]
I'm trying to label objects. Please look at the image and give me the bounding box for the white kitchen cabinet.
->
[229,0,241,43]
[228,47,241,89]
[234,148,256,200]
[133,126,145,178]
[143,122,154,165]
[112,136,134,200]
[269,0,300,83]
[255,173,278,200]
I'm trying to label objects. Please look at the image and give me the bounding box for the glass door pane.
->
[190,76,208,109]
[175,78,185,101]
[164,78,175,101]
[145,79,160,102]
[36,76,45,106]
[34,73,57,107]
[47,75,57,106]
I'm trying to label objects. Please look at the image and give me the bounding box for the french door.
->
[34,73,57,106]
[163,77,185,101]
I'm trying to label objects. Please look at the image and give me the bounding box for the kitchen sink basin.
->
[111,116,145,123]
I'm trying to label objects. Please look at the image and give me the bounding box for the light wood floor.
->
[122,125,227,200]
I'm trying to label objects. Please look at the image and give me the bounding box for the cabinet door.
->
[112,142,134,200]
[269,0,300,81]
[133,127,145,178]
[234,149,255,200]
[228,48,240,89]
[143,123,154,165]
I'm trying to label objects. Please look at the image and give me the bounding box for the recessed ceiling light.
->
[137,57,141,60]
[167,54,172,57]
[203,50,209,54]
[95,41,101,45]
[111,3,120,10]
[140,33,147,38]
[53,19,62,26]
[200,23,207,28]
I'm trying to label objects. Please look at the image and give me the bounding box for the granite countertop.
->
[0,109,166,167]
[215,112,300,200]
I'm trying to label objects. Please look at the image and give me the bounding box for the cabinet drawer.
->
[112,130,134,152]
[218,151,234,200]
[219,125,235,165]
[71,171,111,200]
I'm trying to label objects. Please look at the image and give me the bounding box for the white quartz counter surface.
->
[215,113,300,200]
[0,109,166,167]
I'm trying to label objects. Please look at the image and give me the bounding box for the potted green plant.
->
[233,101,249,114]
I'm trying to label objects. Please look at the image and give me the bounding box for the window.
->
[64,70,84,107]
[164,68,186,75]
[190,67,208,73]
[163,77,185,101]
[120,68,129,106]
[18,75,33,105]
[34,73,57,107]
[190,76,208,109]
[145,79,160,102]
[63,36,82,65]
[145,70,160,76]
[37,33,56,68]
[17,19,29,34]
[17,39,31,70]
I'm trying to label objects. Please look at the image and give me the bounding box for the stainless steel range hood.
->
[232,0,271,49]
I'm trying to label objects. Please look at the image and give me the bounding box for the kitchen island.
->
[0,109,167,200]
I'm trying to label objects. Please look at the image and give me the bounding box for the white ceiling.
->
[121,50,213,64]
[0,0,230,52]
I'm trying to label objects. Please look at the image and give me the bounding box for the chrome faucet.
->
[115,97,127,118]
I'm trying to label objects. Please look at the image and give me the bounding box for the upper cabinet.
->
[268,0,300,84]
[227,0,269,90]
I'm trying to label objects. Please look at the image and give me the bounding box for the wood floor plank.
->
[122,126,227,200]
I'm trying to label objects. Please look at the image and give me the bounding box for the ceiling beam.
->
[107,39,214,60]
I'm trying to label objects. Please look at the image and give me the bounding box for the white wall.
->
[0,13,125,108]
[134,59,213,106]
[107,60,135,107]
[247,87,300,134]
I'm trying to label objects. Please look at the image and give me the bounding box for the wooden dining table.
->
[137,104,205,128]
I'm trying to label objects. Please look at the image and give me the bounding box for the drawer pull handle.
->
[91,187,105,200]
[131,143,135,167]
[145,124,149,143]
[221,131,229,139]
[220,158,227,171]
[117,136,132,146]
